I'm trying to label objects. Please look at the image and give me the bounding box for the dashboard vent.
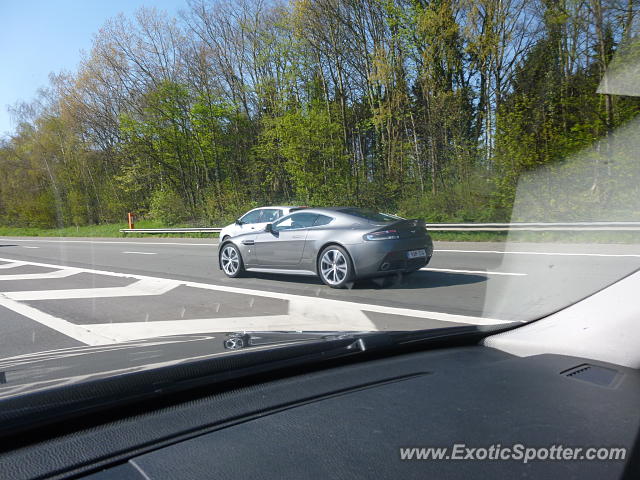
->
[561,364,620,388]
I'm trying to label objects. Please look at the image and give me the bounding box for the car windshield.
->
[338,208,402,223]
[0,0,638,402]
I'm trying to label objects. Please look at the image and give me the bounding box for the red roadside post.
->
[127,212,135,230]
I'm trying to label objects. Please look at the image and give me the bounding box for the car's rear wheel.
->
[220,244,244,278]
[318,246,354,288]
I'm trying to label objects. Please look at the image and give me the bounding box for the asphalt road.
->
[1,236,639,360]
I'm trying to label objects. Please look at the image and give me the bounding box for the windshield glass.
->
[338,209,403,223]
[0,0,638,400]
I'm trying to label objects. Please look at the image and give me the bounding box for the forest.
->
[0,0,638,228]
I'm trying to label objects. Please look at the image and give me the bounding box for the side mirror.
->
[265,223,273,233]
[235,218,243,226]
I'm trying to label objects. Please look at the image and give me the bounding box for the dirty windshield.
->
[0,0,638,397]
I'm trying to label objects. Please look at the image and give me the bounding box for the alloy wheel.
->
[221,246,240,276]
[320,249,348,285]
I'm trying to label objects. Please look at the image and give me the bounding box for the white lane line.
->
[435,249,640,258]
[0,268,81,281]
[0,298,117,345]
[0,261,26,269]
[421,267,526,276]
[122,251,157,255]
[22,246,39,249]
[4,278,179,301]
[179,283,513,326]
[0,256,156,280]
[1,238,216,246]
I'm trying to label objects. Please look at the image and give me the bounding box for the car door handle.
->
[242,240,255,245]
[292,235,304,239]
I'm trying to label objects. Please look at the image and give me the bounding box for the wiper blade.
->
[222,330,365,350]
[0,335,363,438]
[341,325,502,353]
[0,324,514,439]
[223,324,517,354]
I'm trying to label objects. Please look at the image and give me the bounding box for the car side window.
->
[261,209,281,223]
[239,209,263,224]
[273,212,318,231]
[313,214,333,226]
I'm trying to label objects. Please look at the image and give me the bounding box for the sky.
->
[0,0,186,137]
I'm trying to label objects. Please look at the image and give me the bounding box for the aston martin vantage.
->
[218,207,434,288]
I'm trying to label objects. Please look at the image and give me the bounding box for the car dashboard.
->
[1,345,638,480]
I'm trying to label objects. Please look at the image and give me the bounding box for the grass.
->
[429,231,508,242]
[0,222,638,244]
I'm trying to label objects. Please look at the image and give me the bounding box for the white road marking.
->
[122,251,157,255]
[287,298,375,329]
[0,256,515,345]
[421,267,526,276]
[22,246,39,249]
[178,282,513,326]
[0,298,117,345]
[84,283,508,345]
[0,257,166,281]
[4,278,179,301]
[435,249,640,258]
[0,268,81,281]
[202,286,515,326]
[0,261,26,269]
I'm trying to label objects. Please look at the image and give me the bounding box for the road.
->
[0,236,639,359]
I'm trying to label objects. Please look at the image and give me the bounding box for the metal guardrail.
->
[423,222,640,231]
[119,222,640,234]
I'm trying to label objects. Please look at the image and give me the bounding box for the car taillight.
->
[364,229,400,241]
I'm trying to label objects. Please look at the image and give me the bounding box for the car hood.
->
[0,331,363,399]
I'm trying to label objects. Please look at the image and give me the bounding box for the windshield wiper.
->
[223,323,517,353]
[222,330,366,350]
[0,324,516,439]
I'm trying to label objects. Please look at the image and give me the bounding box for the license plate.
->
[407,249,427,259]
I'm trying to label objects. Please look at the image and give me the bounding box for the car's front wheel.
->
[220,244,244,278]
[318,246,354,288]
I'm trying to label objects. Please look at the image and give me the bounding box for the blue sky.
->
[0,0,186,137]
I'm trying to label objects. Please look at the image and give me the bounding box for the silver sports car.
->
[218,207,434,288]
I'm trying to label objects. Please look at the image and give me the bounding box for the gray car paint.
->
[219,208,434,279]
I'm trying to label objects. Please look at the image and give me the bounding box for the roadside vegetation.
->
[0,0,638,233]
[0,221,202,238]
